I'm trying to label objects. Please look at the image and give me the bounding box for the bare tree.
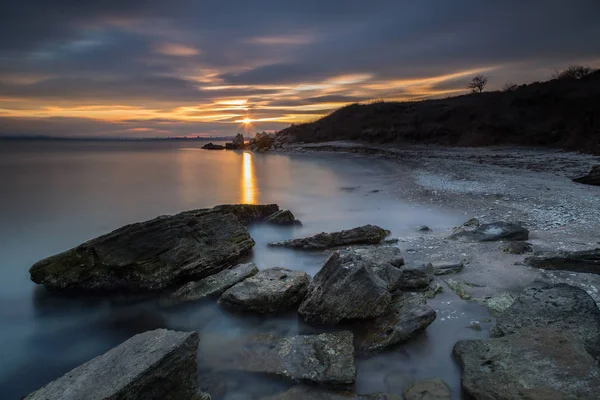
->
[468,75,488,93]
[502,82,518,92]
[552,65,593,80]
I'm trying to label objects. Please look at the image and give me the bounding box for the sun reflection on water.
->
[241,152,257,204]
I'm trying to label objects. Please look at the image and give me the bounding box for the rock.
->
[30,208,257,292]
[404,378,450,400]
[423,281,444,299]
[573,165,600,186]
[382,238,400,244]
[523,249,600,274]
[431,261,464,275]
[453,327,600,400]
[219,267,310,313]
[416,225,431,232]
[268,225,389,250]
[355,292,436,353]
[231,133,246,149]
[264,209,302,225]
[474,292,515,316]
[208,332,356,385]
[448,221,529,242]
[249,132,274,151]
[397,263,434,290]
[25,329,205,400]
[463,217,480,228]
[501,241,533,254]
[262,386,401,400]
[491,282,600,359]
[299,247,404,325]
[210,204,280,225]
[202,142,225,150]
[444,279,471,300]
[162,263,259,306]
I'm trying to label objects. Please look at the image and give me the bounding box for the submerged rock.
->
[523,249,600,274]
[501,241,533,254]
[431,261,464,275]
[30,209,257,292]
[448,221,529,242]
[404,378,450,400]
[25,329,205,400]
[201,142,225,150]
[262,386,401,400]
[453,327,600,400]
[268,225,389,250]
[264,209,302,225]
[299,247,404,325]
[219,267,310,313]
[162,263,259,306]
[444,279,472,300]
[573,165,600,186]
[492,282,600,359]
[207,332,356,385]
[355,292,436,353]
[474,292,515,316]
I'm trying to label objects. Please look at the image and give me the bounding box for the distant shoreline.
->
[0,136,242,142]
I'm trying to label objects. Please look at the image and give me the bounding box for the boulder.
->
[268,225,389,250]
[523,249,600,274]
[453,327,600,400]
[25,329,206,400]
[219,267,310,313]
[448,222,529,242]
[397,263,434,290]
[30,209,258,292]
[262,386,401,400]
[210,203,280,225]
[355,292,436,353]
[404,378,450,400]
[207,332,356,385]
[264,209,302,225]
[201,142,225,150]
[501,241,533,254]
[573,165,600,186]
[431,261,464,275]
[162,263,259,306]
[299,247,404,325]
[492,282,600,359]
[249,132,275,151]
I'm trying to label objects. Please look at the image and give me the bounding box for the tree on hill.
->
[502,82,519,92]
[553,65,593,80]
[468,75,488,93]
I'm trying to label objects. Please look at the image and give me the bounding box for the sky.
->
[0,1,599,138]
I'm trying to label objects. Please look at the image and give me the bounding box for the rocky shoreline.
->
[26,193,600,398]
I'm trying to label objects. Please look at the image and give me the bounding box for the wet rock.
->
[210,204,280,225]
[448,221,529,242]
[453,327,600,400]
[423,281,444,299]
[208,332,356,385]
[382,237,400,244]
[404,378,450,400]
[573,165,600,186]
[523,249,600,274]
[202,142,225,150]
[262,386,401,400]
[355,292,436,353]
[474,292,515,316]
[444,279,471,300]
[249,132,274,151]
[492,282,600,359]
[30,208,258,292]
[219,267,310,314]
[25,329,205,400]
[268,224,389,250]
[431,261,464,275]
[225,133,245,150]
[501,241,533,254]
[416,225,431,232]
[299,247,404,325]
[463,217,480,228]
[397,263,434,290]
[264,210,302,225]
[162,263,259,306]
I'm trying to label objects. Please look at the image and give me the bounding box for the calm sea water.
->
[0,140,490,399]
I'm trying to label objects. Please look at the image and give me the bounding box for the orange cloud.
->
[154,42,201,57]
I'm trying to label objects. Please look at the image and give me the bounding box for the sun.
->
[242,117,252,125]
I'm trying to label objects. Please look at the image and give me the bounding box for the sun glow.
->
[240,152,257,204]
[242,117,252,125]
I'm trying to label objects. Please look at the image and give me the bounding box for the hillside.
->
[276,71,600,154]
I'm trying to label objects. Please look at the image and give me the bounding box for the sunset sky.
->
[1,1,599,138]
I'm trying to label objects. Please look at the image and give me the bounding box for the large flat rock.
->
[219,267,310,313]
[454,327,600,400]
[492,281,600,359]
[448,221,529,242]
[573,165,600,186]
[205,332,356,385]
[299,247,404,325]
[29,204,281,292]
[25,329,204,400]
[262,386,401,399]
[523,249,600,274]
[268,225,389,249]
